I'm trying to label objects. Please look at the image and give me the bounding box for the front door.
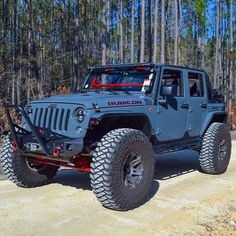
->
[156,68,189,142]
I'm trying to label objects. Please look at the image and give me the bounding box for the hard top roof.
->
[89,63,206,73]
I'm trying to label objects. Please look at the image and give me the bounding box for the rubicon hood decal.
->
[108,100,142,106]
[29,92,146,109]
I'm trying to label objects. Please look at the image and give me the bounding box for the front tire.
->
[199,122,231,174]
[90,128,155,211]
[0,135,59,187]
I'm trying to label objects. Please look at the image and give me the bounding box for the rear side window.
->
[205,74,212,100]
[188,72,204,97]
[162,69,184,97]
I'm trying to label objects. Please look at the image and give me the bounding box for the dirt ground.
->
[0,141,236,236]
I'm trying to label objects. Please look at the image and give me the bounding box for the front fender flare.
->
[89,112,153,136]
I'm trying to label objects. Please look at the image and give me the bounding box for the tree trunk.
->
[26,0,33,102]
[148,0,152,62]
[131,0,135,63]
[51,1,55,92]
[174,0,178,65]
[153,0,158,63]
[229,0,234,127]
[119,0,124,63]
[178,0,182,64]
[214,0,220,88]
[17,13,23,104]
[106,0,110,63]
[12,0,18,104]
[161,0,165,64]
[2,0,9,70]
[140,0,145,63]
[101,0,107,65]
[201,8,206,69]
[137,0,141,62]
[73,2,80,90]
[38,8,43,98]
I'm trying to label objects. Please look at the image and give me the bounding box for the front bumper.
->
[3,103,84,160]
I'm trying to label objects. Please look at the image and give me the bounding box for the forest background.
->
[0,0,235,132]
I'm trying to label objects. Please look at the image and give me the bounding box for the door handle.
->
[180,103,189,109]
[158,99,167,105]
[200,103,207,108]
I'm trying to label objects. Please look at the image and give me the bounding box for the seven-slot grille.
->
[32,107,71,131]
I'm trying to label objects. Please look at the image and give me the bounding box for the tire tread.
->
[90,128,155,211]
[0,135,58,187]
[199,122,231,174]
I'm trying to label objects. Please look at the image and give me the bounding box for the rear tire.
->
[0,135,59,187]
[199,122,231,174]
[90,128,155,211]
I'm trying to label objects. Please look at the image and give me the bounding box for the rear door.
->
[155,67,189,141]
[186,70,208,137]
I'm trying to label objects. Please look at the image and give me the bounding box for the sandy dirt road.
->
[0,141,236,236]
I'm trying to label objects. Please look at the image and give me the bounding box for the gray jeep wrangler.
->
[0,63,231,211]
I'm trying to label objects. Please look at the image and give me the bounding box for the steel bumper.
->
[3,102,84,161]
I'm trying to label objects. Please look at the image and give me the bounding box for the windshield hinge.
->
[92,103,100,112]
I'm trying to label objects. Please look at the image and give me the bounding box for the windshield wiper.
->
[118,88,131,95]
[78,88,88,93]
[107,89,119,95]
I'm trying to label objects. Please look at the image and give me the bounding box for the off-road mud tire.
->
[90,128,155,211]
[199,122,231,174]
[0,135,59,187]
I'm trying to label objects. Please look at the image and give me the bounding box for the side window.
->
[188,72,204,97]
[161,69,184,97]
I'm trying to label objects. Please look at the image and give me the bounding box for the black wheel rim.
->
[218,139,227,161]
[123,152,144,189]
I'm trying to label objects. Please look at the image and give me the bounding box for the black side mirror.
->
[161,84,177,97]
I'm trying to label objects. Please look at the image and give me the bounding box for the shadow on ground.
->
[53,170,92,190]
[155,150,200,180]
[53,150,200,198]
[0,150,200,207]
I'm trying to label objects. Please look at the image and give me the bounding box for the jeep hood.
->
[29,92,153,109]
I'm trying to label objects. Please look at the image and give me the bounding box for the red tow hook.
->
[52,146,62,157]
[11,140,17,152]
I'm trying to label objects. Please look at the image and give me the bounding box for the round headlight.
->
[75,108,86,122]
[25,106,33,117]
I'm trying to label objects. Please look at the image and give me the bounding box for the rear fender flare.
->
[200,111,227,136]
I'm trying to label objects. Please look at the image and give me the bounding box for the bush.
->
[0,101,19,137]
[230,101,236,130]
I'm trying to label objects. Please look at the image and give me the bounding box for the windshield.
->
[83,66,157,93]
